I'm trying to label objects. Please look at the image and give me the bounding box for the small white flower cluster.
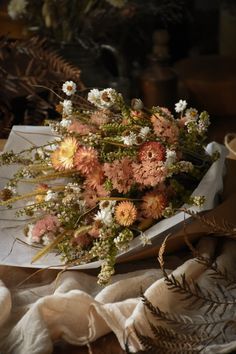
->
[165,149,177,167]
[44,190,58,202]
[8,0,28,19]
[97,261,115,286]
[121,132,137,146]
[42,233,56,246]
[178,161,194,173]
[21,168,34,178]
[65,182,81,194]
[139,232,152,246]
[36,148,48,160]
[60,99,73,117]
[189,195,206,207]
[114,229,133,251]
[198,111,210,134]
[60,118,72,128]
[88,88,120,109]
[62,183,85,210]
[5,185,16,195]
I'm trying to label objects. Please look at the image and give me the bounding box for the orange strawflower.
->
[115,201,137,226]
[141,190,167,219]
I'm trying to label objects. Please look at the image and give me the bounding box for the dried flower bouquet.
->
[0,81,217,284]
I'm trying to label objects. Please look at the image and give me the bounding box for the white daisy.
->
[175,99,187,113]
[62,81,76,96]
[94,209,113,226]
[87,88,101,106]
[100,88,117,108]
[185,108,198,121]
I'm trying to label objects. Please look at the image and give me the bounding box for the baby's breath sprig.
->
[0,151,32,166]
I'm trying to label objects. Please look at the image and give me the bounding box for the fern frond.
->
[196,256,236,291]
[182,209,236,237]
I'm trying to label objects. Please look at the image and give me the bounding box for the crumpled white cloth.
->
[0,237,236,354]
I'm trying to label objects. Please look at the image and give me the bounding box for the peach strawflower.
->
[115,201,137,226]
[90,109,111,126]
[133,161,167,187]
[104,158,133,193]
[51,149,62,171]
[51,137,78,170]
[74,146,99,175]
[68,120,97,135]
[138,141,166,163]
[141,190,167,219]
[151,112,179,145]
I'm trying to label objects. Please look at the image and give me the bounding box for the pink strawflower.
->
[95,184,109,197]
[138,141,166,163]
[132,161,167,187]
[68,120,97,135]
[82,189,99,208]
[85,165,105,189]
[32,215,60,242]
[151,112,179,145]
[74,146,99,175]
[104,158,133,193]
[88,222,101,238]
[177,116,188,128]
[90,109,111,126]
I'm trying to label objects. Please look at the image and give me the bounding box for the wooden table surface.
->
[0,139,6,151]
